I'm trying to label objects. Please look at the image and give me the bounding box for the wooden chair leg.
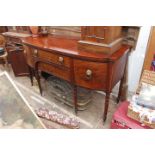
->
[103,92,110,122]
[73,85,78,114]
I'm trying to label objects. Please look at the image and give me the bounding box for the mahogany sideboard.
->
[22,35,130,122]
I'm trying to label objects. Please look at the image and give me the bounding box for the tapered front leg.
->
[28,66,33,86]
[117,77,124,103]
[73,85,78,115]
[35,69,42,96]
[103,92,110,122]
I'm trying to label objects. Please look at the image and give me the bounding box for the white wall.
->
[128,26,152,92]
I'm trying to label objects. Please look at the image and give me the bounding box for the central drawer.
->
[37,50,71,68]
[74,59,107,90]
[39,63,71,82]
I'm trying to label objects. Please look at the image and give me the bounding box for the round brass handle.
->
[33,49,38,56]
[58,56,64,63]
[87,35,96,38]
[86,69,92,79]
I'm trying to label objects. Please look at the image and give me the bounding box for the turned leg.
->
[73,85,78,114]
[35,69,42,96]
[28,66,33,86]
[103,92,110,122]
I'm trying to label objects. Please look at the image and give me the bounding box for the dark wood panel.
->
[8,49,29,76]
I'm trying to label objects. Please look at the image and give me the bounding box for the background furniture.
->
[0,35,9,69]
[22,34,130,122]
[142,26,155,71]
[2,32,31,76]
[0,26,7,34]
[7,26,30,34]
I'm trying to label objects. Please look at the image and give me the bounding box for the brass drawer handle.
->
[87,35,96,38]
[95,36,104,40]
[87,35,104,40]
[33,49,38,56]
[58,56,64,64]
[86,69,92,79]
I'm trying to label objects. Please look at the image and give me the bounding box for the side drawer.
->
[74,59,107,90]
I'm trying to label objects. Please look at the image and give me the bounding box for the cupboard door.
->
[74,59,107,90]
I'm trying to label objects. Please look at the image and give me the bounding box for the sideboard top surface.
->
[22,36,130,62]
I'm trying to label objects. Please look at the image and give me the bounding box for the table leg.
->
[73,85,78,114]
[28,66,33,86]
[117,77,124,103]
[35,69,42,96]
[103,92,110,122]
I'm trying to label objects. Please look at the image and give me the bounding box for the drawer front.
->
[39,63,71,82]
[36,50,71,68]
[74,60,107,90]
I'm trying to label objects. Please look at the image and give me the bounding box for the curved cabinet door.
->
[74,59,107,90]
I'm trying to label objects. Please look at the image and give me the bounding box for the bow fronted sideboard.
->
[22,35,130,122]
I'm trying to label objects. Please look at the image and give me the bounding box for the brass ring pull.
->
[86,69,92,79]
[58,56,64,64]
